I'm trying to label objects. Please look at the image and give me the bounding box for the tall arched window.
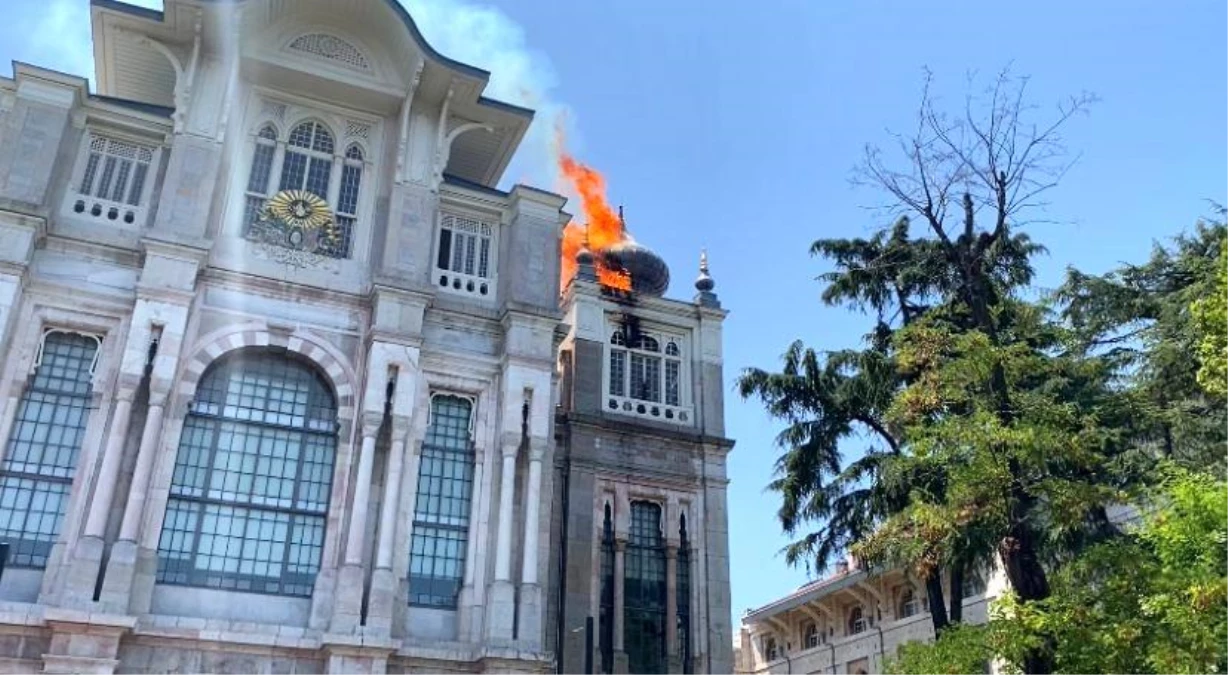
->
[155,351,337,597]
[0,331,99,568]
[242,120,358,259]
[678,513,693,673]
[626,501,667,674]
[408,395,475,608]
[281,121,334,198]
[599,503,615,674]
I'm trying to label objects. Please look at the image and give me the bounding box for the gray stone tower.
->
[550,245,734,674]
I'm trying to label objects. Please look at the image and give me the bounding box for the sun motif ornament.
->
[245,189,344,262]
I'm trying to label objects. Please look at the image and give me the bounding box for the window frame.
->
[62,129,162,228]
[604,321,692,424]
[432,208,500,300]
[407,393,477,609]
[238,102,376,260]
[153,350,339,598]
[0,329,102,569]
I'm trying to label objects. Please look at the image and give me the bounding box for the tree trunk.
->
[947,563,964,624]
[999,491,1056,674]
[924,573,949,635]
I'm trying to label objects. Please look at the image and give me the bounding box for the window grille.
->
[607,327,689,423]
[69,133,155,226]
[435,213,495,298]
[0,332,99,568]
[155,351,337,597]
[625,501,667,674]
[599,504,615,674]
[408,395,474,608]
[288,34,370,71]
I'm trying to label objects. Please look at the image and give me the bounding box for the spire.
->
[575,227,597,283]
[694,248,720,308]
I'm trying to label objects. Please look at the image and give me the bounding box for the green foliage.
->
[1191,240,1227,399]
[1056,216,1227,471]
[886,469,1227,674]
[886,623,1001,675]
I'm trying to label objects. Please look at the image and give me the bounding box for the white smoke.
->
[399,0,577,191]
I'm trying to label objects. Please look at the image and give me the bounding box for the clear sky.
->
[4,0,1224,635]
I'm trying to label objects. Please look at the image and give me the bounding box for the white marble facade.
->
[0,1,733,674]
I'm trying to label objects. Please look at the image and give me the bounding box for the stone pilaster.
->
[332,411,382,634]
[485,441,518,642]
[613,538,628,674]
[40,609,135,675]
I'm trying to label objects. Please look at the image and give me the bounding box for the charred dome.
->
[597,240,670,296]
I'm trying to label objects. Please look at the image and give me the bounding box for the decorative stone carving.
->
[245,190,345,266]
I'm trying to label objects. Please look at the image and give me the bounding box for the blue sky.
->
[3,0,1224,632]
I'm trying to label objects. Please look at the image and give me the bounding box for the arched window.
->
[408,395,475,608]
[763,636,779,662]
[242,120,357,259]
[331,144,364,258]
[848,606,866,635]
[898,587,921,618]
[0,331,100,568]
[155,351,337,597]
[607,327,686,417]
[626,501,667,674]
[802,620,819,648]
[599,503,615,674]
[281,121,334,198]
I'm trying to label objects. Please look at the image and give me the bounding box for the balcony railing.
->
[606,394,693,425]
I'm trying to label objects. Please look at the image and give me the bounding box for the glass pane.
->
[407,396,474,608]
[155,351,337,597]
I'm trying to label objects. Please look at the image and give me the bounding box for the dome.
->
[597,241,670,296]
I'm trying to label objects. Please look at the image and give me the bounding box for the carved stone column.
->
[485,441,518,641]
[666,544,680,673]
[332,412,381,633]
[366,415,409,633]
[516,441,545,647]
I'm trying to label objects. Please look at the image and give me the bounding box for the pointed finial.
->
[618,205,625,228]
[695,248,715,293]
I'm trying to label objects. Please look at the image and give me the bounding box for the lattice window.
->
[155,351,337,597]
[408,395,475,608]
[0,331,100,568]
[69,133,155,225]
[288,34,370,71]
[435,213,496,297]
[626,501,667,674]
[608,327,686,416]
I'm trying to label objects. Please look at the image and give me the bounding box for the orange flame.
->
[556,130,632,291]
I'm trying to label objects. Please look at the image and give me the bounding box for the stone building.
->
[736,558,1000,675]
[0,0,734,673]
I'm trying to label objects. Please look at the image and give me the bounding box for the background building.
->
[0,0,732,673]
[736,558,1000,675]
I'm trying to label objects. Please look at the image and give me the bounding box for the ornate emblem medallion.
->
[245,190,344,267]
